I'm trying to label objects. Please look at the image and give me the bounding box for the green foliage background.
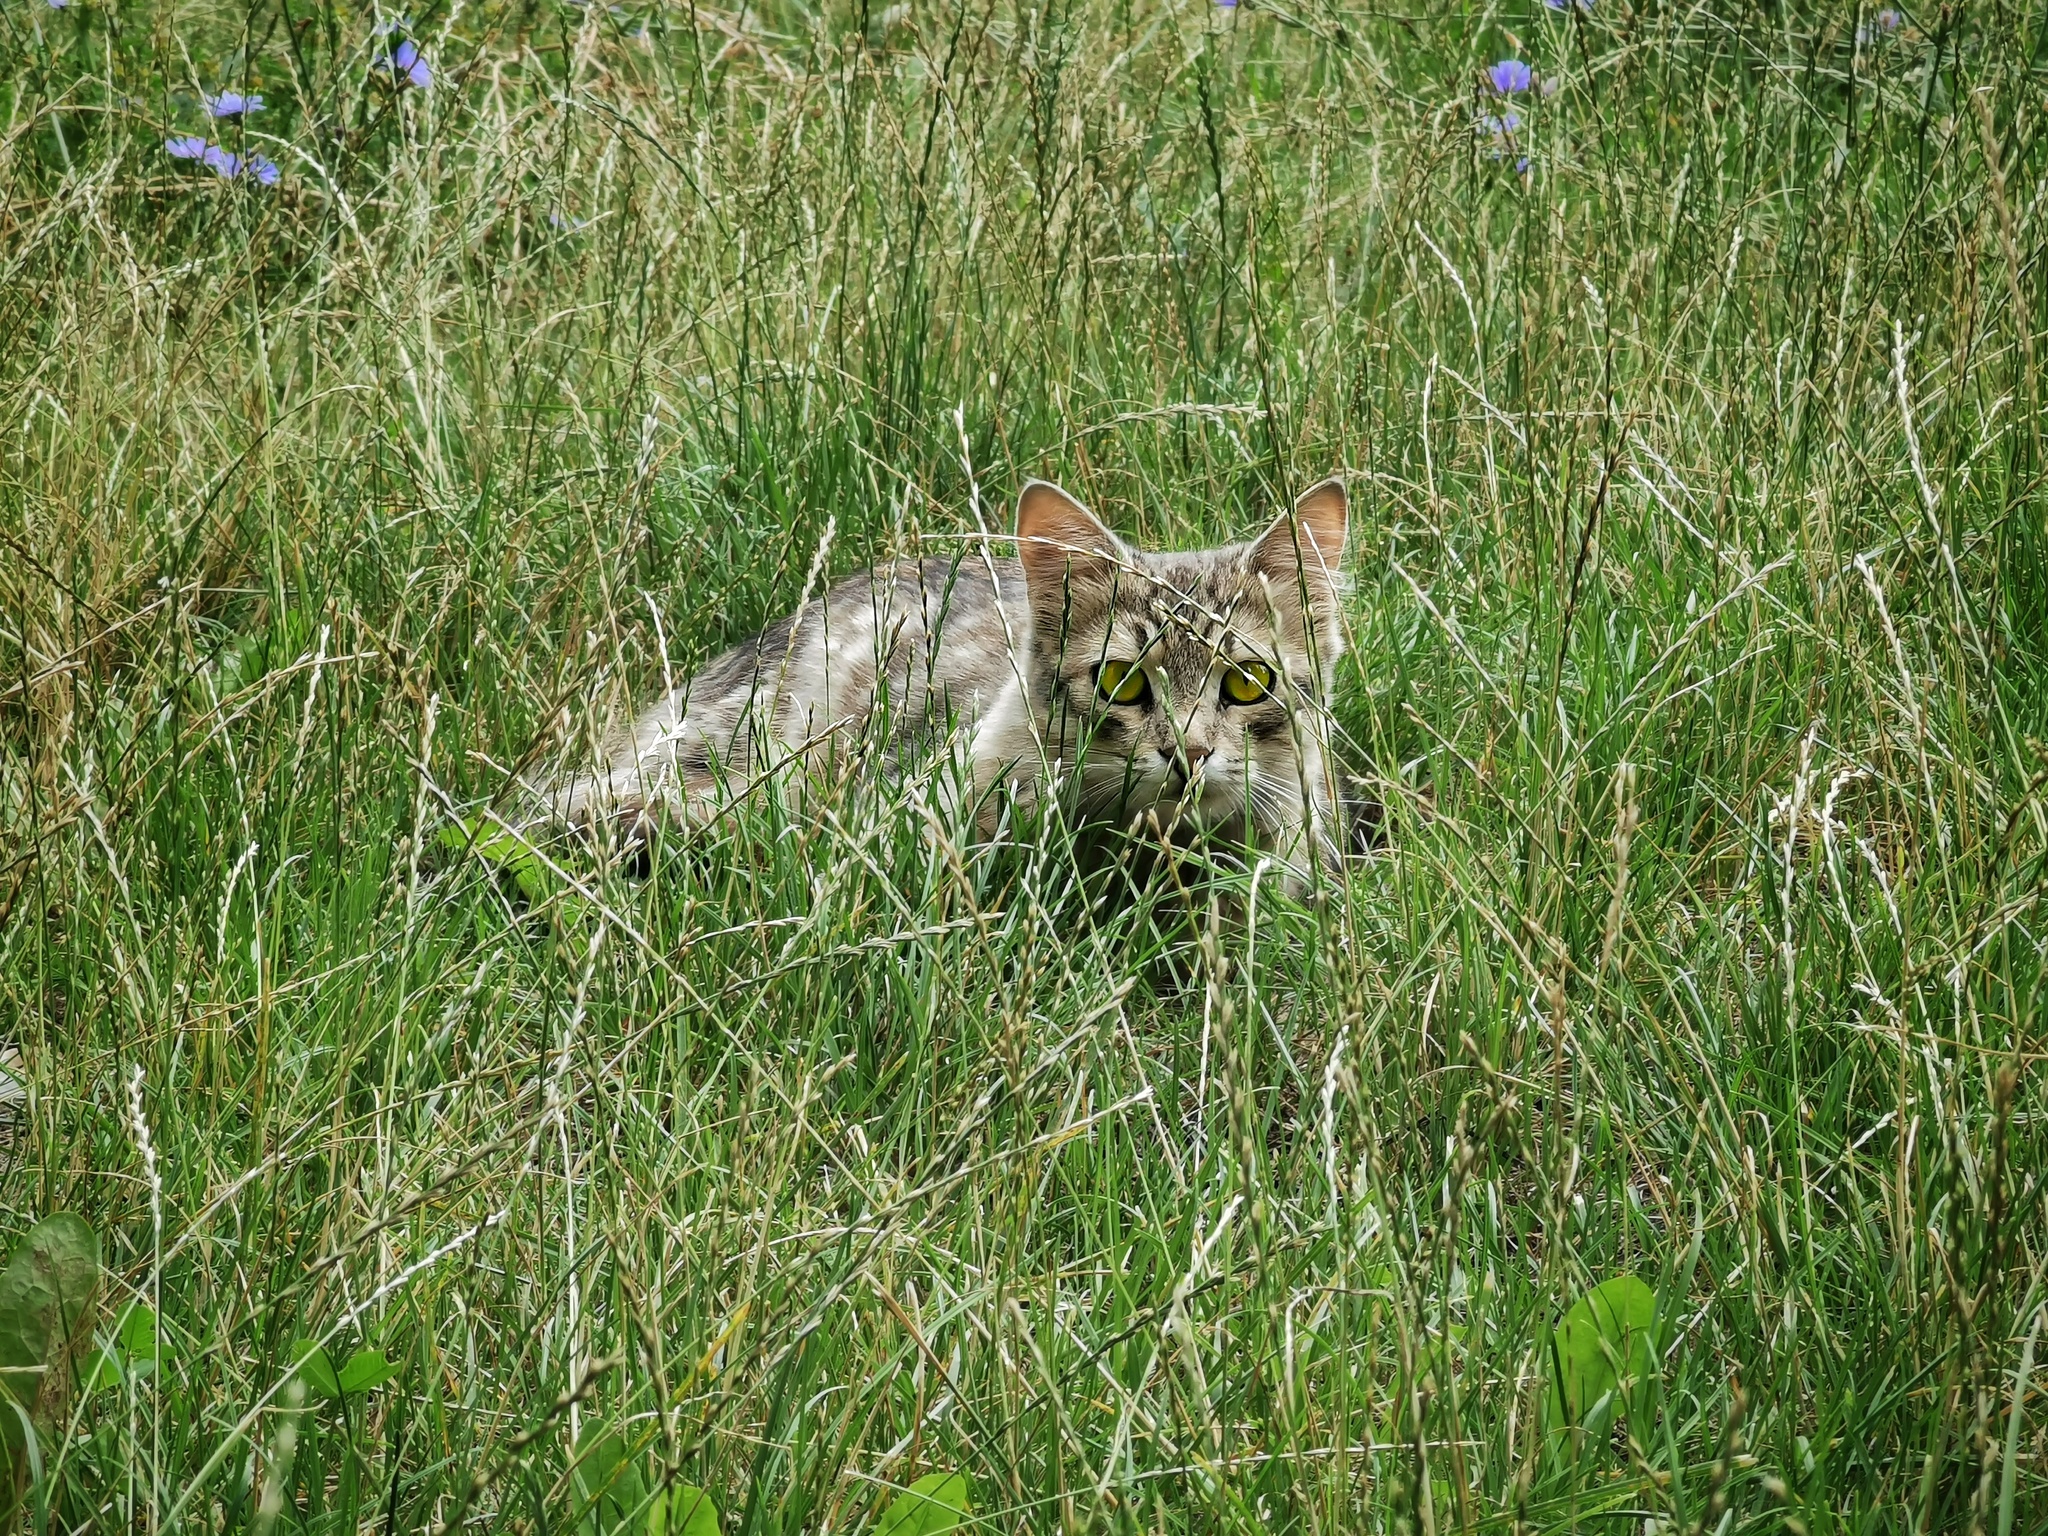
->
[3,0,2046,1530]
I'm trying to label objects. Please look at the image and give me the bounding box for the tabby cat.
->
[554,478,1352,888]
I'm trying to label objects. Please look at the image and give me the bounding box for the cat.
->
[550,478,1353,890]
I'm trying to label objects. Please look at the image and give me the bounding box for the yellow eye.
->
[1221,661,1274,705]
[1096,659,1149,705]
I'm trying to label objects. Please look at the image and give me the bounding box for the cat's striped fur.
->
[553,479,1351,887]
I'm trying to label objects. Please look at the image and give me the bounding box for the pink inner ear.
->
[1250,480,1348,599]
[1015,482,1124,590]
[1291,480,1348,565]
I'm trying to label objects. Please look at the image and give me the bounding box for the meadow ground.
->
[3,0,2047,1531]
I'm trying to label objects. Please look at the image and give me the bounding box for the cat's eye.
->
[1220,661,1274,705]
[1096,659,1149,705]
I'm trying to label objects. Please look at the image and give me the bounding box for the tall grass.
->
[3,0,2046,1530]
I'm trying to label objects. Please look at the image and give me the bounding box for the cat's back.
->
[808,551,1028,724]
[663,549,1027,752]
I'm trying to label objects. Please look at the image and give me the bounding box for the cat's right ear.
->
[1015,481,1127,623]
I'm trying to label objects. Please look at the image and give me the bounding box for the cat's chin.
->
[1177,792,1254,832]
[1116,791,1249,842]
[1075,770,1253,833]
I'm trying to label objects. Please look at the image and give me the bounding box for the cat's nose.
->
[1176,744,1213,774]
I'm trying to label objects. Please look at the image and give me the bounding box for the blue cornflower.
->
[1488,58,1532,94]
[1477,105,1526,173]
[1544,0,1594,10]
[1477,105,1529,175]
[377,37,432,88]
[166,136,278,186]
[209,91,264,117]
[46,0,68,9]
[1876,7,1902,29]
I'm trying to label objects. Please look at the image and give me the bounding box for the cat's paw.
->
[1338,774,1386,858]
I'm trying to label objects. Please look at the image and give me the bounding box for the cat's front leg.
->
[962,677,1054,841]
[1263,830,1330,903]
[1256,765,1345,902]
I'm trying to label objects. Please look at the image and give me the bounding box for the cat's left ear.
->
[1250,478,1349,625]
[1015,480,1129,633]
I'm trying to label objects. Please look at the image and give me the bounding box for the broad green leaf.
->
[441,815,595,934]
[572,1427,650,1536]
[118,1303,161,1364]
[289,1339,341,1400]
[336,1349,397,1395]
[1551,1275,1659,1426]
[553,890,599,933]
[876,1471,971,1536]
[434,815,530,870]
[0,1214,102,1506]
[0,1215,101,1380]
[649,1483,720,1536]
[84,1345,123,1394]
[86,1303,160,1391]
[438,816,549,902]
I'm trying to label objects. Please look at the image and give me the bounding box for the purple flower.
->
[165,136,278,186]
[1516,155,1531,174]
[208,91,264,117]
[1488,58,1532,94]
[1876,7,1902,29]
[1216,0,1237,7]
[1544,0,1595,10]
[396,40,432,87]
[46,0,69,9]
[377,37,432,88]
[1478,111,1523,135]
[372,14,413,34]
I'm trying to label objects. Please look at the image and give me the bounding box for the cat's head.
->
[1013,478,1348,838]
